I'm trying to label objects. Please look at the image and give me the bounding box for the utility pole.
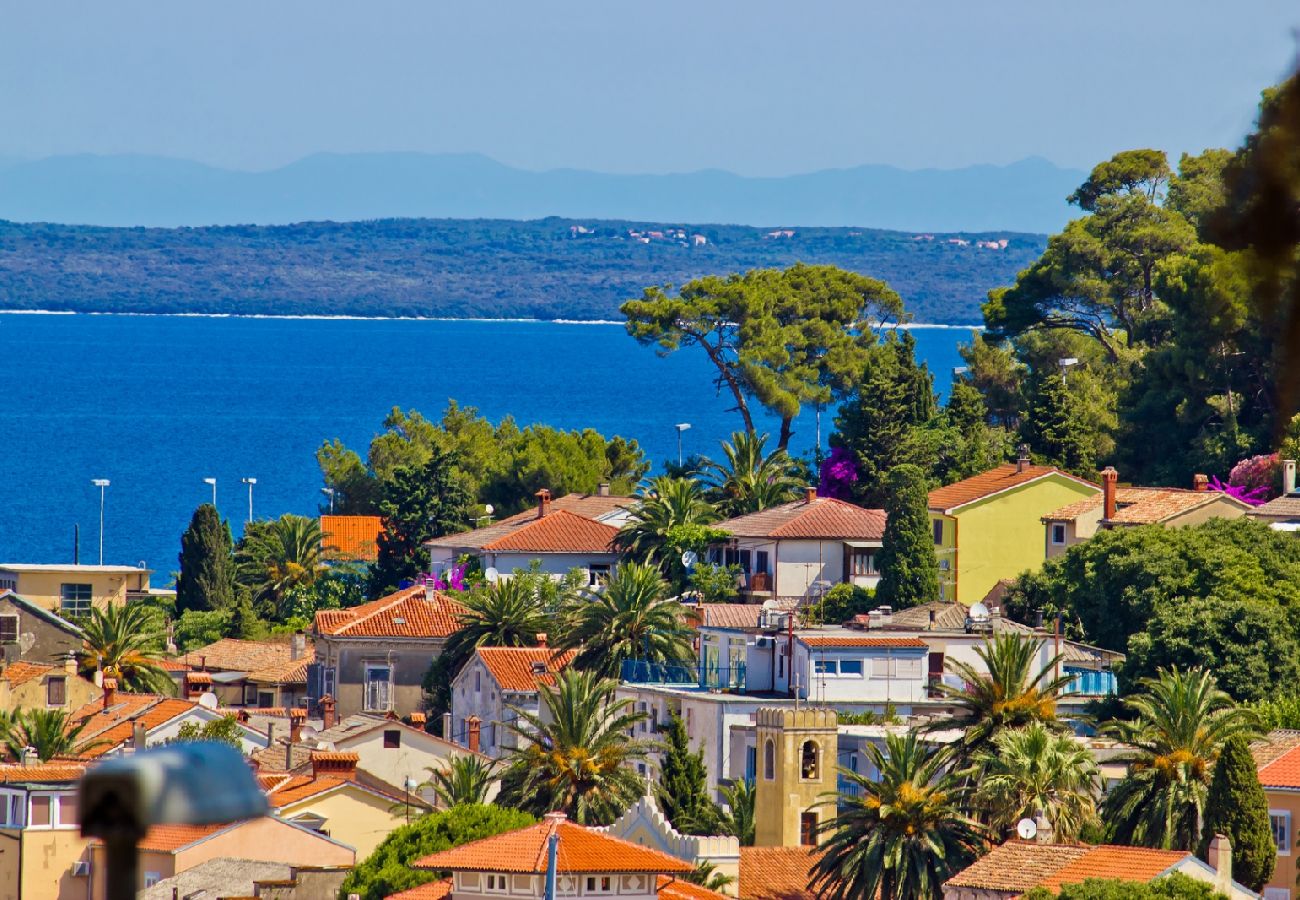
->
[241,477,257,523]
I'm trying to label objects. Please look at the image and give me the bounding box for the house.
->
[68,683,269,756]
[709,489,887,603]
[262,750,430,857]
[449,644,578,757]
[942,838,1257,900]
[1248,460,1300,531]
[1251,730,1300,900]
[0,564,154,617]
[0,761,93,900]
[1042,467,1250,557]
[425,488,633,585]
[176,634,311,708]
[928,456,1098,604]
[0,659,99,715]
[410,811,725,900]
[594,794,741,893]
[321,514,384,562]
[142,858,350,900]
[309,585,467,719]
[87,816,355,897]
[0,590,85,666]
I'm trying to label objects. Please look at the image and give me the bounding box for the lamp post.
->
[240,477,257,523]
[674,423,691,468]
[202,477,217,508]
[1058,357,1079,385]
[91,479,110,566]
[321,487,336,514]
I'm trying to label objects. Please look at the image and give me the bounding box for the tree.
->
[79,602,172,693]
[424,756,499,808]
[614,477,719,568]
[556,562,694,680]
[175,503,238,614]
[370,448,473,596]
[685,861,735,893]
[170,715,245,750]
[811,732,988,900]
[440,578,549,678]
[1198,735,1273,891]
[622,263,905,450]
[701,431,802,516]
[236,514,328,620]
[656,713,724,835]
[1101,667,1259,850]
[972,721,1099,841]
[338,804,536,900]
[5,709,105,762]
[1021,369,1094,473]
[498,669,653,825]
[874,465,939,609]
[1023,873,1229,900]
[173,608,231,652]
[719,778,756,846]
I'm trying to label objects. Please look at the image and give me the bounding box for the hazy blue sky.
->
[3,2,1297,174]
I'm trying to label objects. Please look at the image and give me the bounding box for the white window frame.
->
[485,874,509,893]
[363,663,393,712]
[584,876,613,894]
[144,872,162,889]
[27,792,77,830]
[1050,523,1067,545]
[1272,809,1292,856]
[0,790,23,827]
[59,583,93,618]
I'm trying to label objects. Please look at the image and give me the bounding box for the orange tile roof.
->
[929,464,1097,513]
[799,636,927,649]
[70,695,201,756]
[718,497,886,540]
[1039,845,1187,891]
[1106,490,1246,525]
[945,843,1191,894]
[658,875,730,900]
[248,648,315,685]
[0,660,55,686]
[413,815,693,874]
[688,603,763,630]
[425,492,633,550]
[477,647,578,692]
[1043,488,1151,522]
[386,880,453,900]
[1259,741,1300,789]
[738,847,823,900]
[479,510,619,553]
[266,774,353,806]
[0,761,88,783]
[321,515,385,562]
[313,586,467,639]
[157,658,190,672]
[1252,731,1300,772]
[135,822,229,852]
[177,638,295,672]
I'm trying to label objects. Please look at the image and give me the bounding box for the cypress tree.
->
[656,713,724,835]
[1199,735,1275,891]
[875,464,940,609]
[176,503,238,614]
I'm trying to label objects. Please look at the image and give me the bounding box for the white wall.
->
[450,656,532,758]
[796,645,928,704]
[336,726,478,804]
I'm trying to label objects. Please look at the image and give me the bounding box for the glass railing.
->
[620,658,748,692]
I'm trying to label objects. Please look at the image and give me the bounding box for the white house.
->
[709,489,886,603]
[68,684,270,757]
[450,645,577,758]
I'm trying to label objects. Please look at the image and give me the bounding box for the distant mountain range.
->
[0,153,1084,233]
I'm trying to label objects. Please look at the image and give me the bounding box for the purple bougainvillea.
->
[1208,474,1271,506]
[418,565,468,592]
[818,447,859,500]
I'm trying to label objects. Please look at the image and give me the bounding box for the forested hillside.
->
[0,217,1044,323]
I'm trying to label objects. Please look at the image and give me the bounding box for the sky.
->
[2,2,1298,176]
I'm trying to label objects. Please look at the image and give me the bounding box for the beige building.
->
[0,660,99,716]
[0,564,153,617]
[0,762,92,900]
[753,707,838,848]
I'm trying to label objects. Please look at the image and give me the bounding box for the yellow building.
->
[0,762,93,900]
[0,660,99,716]
[0,564,153,617]
[753,707,837,848]
[928,460,1097,605]
[1253,731,1300,900]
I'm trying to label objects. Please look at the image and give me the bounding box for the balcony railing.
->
[620,659,748,693]
[1061,668,1116,696]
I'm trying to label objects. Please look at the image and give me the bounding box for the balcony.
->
[1061,668,1117,696]
[620,659,748,693]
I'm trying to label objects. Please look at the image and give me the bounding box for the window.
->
[739,550,752,574]
[849,549,878,576]
[585,876,613,893]
[383,729,400,749]
[144,873,162,889]
[29,795,51,826]
[745,746,757,784]
[0,614,17,642]
[813,659,837,675]
[1264,889,1291,900]
[800,812,818,846]
[588,564,611,586]
[1272,811,1292,855]
[474,670,482,692]
[801,741,819,780]
[363,664,393,712]
[3,793,23,827]
[763,739,775,780]
[932,520,944,545]
[257,692,274,708]
[839,660,863,676]
[755,551,770,575]
[871,656,923,679]
[59,584,92,618]
[1050,523,1067,545]
[485,874,508,893]
[46,676,66,707]
[57,793,77,826]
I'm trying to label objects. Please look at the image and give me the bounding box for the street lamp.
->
[321,487,336,514]
[240,477,257,523]
[1058,357,1079,384]
[91,479,110,566]
[674,423,691,468]
[202,477,217,508]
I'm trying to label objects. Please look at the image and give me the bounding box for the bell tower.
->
[753,707,838,847]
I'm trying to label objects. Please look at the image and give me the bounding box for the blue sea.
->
[0,313,972,576]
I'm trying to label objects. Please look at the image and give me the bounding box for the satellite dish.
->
[1016,818,1037,841]
[484,504,494,516]
[484,567,499,584]
[969,601,991,621]
[198,691,219,710]
[681,550,699,570]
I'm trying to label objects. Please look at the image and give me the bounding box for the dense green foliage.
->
[370,448,474,595]
[4,709,104,762]
[337,804,536,900]
[719,778,756,846]
[971,721,1099,841]
[656,713,725,835]
[806,582,875,626]
[235,514,329,619]
[875,465,940,609]
[170,715,246,750]
[1022,873,1229,900]
[78,602,172,693]
[1198,735,1274,891]
[424,756,499,808]
[176,503,238,614]
[701,431,802,516]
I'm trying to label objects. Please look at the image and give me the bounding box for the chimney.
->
[64,653,77,676]
[536,632,548,648]
[1193,473,1209,492]
[320,694,336,730]
[1016,444,1031,474]
[102,677,117,710]
[21,746,37,767]
[1100,467,1118,521]
[266,721,276,751]
[290,633,306,661]
[1285,460,1297,496]
[928,608,937,630]
[132,720,147,753]
[535,489,552,519]
[1207,834,1233,894]
[467,715,481,753]
[184,671,212,699]
[543,811,567,824]
[597,482,611,497]
[289,708,306,744]
[310,750,359,780]
[804,486,817,504]
[1034,811,1055,845]
[441,711,452,738]
[423,582,436,603]
[409,712,427,728]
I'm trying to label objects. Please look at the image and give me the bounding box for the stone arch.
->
[800,739,819,780]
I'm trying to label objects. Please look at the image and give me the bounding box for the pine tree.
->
[1198,735,1275,891]
[370,448,474,596]
[176,504,238,614]
[1022,370,1093,474]
[656,713,724,835]
[875,464,939,609]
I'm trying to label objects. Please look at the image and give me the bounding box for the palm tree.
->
[811,731,989,900]
[971,721,1100,841]
[555,562,694,680]
[685,861,736,893]
[1101,667,1258,850]
[442,578,549,675]
[423,755,498,807]
[701,432,802,516]
[720,778,756,846]
[236,514,329,617]
[614,477,719,565]
[79,602,172,693]
[5,709,105,762]
[498,669,654,825]
[927,633,1073,764]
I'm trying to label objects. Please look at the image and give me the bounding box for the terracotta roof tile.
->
[480,510,618,553]
[313,587,467,639]
[738,847,822,900]
[477,647,578,692]
[386,880,453,900]
[425,493,634,550]
[944,842,1092,892]
[1043,488,1151,522]
[321,515,384,562]
[248,648,315,685]
[692,603,763,630]
[413,816,693,875]
[0,761,88,783]
[928,465,1097,513]
[157,658,190,672]
[1250,495,1300,519]
[135,823,229,852]
[658,876,730,900]
[1106,490,1248,525]
[70,695,201,756]
[177,638,295,672]
[1258,742,1300,789]
[1039,845,1187,890]
[717,498,886,541]
[0,660,55,686]
[266,774,352,806]
[799,636,927,649]
[1252,731,1300,771]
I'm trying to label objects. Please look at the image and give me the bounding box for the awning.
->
[842,540,882,548]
